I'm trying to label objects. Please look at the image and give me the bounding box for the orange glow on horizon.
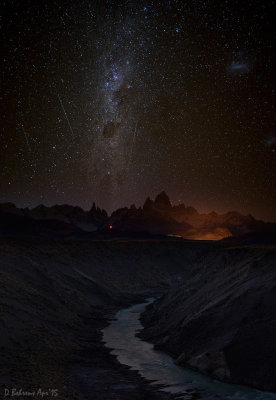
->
[182,227,232,241]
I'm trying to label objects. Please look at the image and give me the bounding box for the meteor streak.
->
[58,94,74,137]
[22,125,31,151]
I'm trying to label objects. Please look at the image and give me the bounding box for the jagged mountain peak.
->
[154,191,172,209]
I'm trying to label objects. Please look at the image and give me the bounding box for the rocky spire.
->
[154,191,172,209]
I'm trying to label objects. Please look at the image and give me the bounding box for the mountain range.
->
[0,192,275,240]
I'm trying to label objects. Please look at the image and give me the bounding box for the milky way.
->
[1,0,275,219]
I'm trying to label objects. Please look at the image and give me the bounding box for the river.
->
[103,299,276,400]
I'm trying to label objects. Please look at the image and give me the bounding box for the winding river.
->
[103,299,276,400]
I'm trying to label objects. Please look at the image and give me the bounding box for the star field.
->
[1,0,275,220]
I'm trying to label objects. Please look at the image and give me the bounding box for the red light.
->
[109,225,113,229]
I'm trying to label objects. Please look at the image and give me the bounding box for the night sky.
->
[1,0,275,220]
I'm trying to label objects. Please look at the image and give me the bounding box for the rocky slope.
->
[140,244,276,392]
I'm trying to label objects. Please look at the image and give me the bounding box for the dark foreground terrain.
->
[0,237,210,399]
[140,244,276,392]
[0,237,275,399]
